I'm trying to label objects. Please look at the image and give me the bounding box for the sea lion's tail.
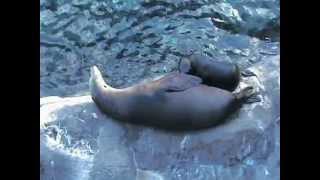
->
[234,86,259,104]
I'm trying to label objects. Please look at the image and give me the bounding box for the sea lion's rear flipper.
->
[245,94,261,103]
[234,86,260,104]
[178,58,192,73]
[156,72,202,92]
[241,70,257,77]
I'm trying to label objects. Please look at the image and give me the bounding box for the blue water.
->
[40,0,279,97]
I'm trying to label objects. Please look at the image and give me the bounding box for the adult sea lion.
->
[90,66,254,131]
[179,53,240,92]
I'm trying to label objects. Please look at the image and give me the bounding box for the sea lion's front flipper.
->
[156,72,202,92]
[178,58,192,73]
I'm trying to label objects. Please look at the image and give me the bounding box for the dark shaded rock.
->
[210,0,280,41]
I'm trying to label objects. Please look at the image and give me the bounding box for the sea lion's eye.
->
[104,85,107,88]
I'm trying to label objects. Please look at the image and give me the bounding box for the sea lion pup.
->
[178,53,240,92]
[90,66,254,131]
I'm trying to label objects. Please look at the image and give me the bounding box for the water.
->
[40,0,279,97]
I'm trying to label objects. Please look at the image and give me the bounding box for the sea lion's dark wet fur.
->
[90,66,253,131]
[179,53,240,92]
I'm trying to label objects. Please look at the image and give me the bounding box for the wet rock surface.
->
[40,55,280,180]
